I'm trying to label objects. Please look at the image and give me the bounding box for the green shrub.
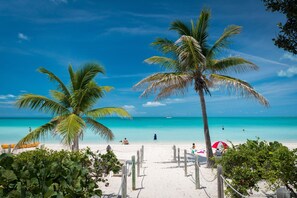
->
[216,139,297,197]
[0,148,122,197]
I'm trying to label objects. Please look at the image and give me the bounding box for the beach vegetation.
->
[0,148,121,197]
[134,9,269,167]
[15,63,130,151]
[217,139,297,197]
[262,0,297,54]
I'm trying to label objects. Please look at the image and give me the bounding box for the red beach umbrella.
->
[212,141,228,149]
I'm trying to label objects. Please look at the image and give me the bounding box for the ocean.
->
[0,117,297,144]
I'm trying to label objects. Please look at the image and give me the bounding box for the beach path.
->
[101,144,218,198]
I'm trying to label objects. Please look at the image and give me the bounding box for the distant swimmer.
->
[243,129,245,132]
[154,133,157,141]
[222,126,224,130]
[29,127,32,132]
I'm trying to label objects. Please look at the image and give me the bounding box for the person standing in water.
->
[154,133,157,141]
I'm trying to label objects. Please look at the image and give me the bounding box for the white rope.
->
[220,175,249,198]
[202,187,213,198]
[136,166,146,198]
[199,168,217,182]
[188,170,213,198]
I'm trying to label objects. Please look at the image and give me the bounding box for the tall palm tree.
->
[134,9,269,167]
[15,62,130,151]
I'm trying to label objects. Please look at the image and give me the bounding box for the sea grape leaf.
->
[0,153,14,169]
[2,170,17,182]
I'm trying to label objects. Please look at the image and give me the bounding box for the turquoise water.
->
[0,117,297,144]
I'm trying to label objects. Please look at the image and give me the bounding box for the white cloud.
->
[258,80,297,96]
[0,101,15,105]
[122,105,135,110]
[50,0,68,4]
[103,73,151,79]
[228,49,288,66]
[277,66,297,78]
[164,98,185,104]
[0,94,16,100]
[18,33,29,41]
[142,101,166,107]
[281,53,297,62]
[105,26,168,35]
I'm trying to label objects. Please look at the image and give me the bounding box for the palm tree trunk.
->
[72,135,79,151]
[198,88,214,167]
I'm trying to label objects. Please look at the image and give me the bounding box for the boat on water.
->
[165,116,172,119]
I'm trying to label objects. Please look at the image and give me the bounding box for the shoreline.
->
[40,141,296,152]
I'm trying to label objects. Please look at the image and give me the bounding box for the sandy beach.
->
[33,142,296,198]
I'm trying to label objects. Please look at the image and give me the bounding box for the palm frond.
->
[14,119,58,149]
[145,56,178,71]
[194,8,210,48]
[176,35,205,70]
[156,75,192,100]
[68,65,77,91]
[38,67,71,97]
[134,73,168,89]
[50,90,71,107]
[207,25,241,59]
[210,74,269,107]
[170,20,191,36]
[86,117,114,141]
[76,62,105,90]
[16,94,70,115]
[209,57,258,73]
[56,114,86,146]
[101,86,114,93]
[86,107,131,118]
[134,72,192,98]
[151,38,177,54]
[71,81,105,113]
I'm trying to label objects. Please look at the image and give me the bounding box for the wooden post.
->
[217,165,224,198]
[122,165,127,198]
[173,145,176,162]
[132,156,136,190]
[140,148,143,168]
[137,150,140,177]
[8,144,11,154]
[184,149,187,176]
[195,155,200,189]
[178,148,180,167]
[141,145,144,162]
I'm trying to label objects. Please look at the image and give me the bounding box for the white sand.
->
[39,141,296,198]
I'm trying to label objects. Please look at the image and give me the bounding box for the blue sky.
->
[0,0,296,117]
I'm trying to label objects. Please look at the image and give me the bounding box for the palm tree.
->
[15,62,130,151]
[134,9,269,167]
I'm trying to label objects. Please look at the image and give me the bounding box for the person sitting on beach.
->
[123,138,129,145]
[191,143,196,154]
[214,148,222,156]
[106,145,112,152]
